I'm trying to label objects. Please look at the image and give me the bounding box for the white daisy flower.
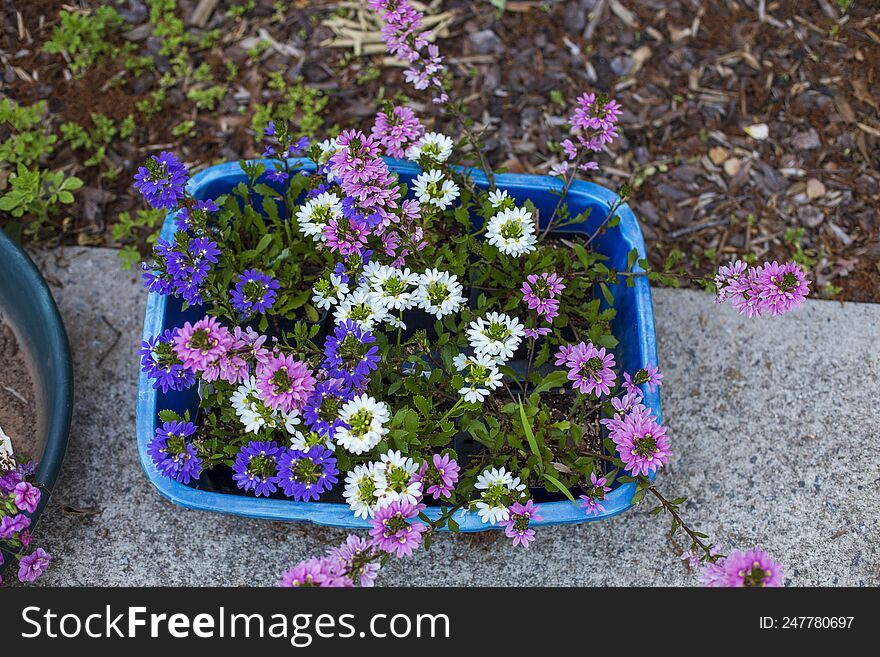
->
[0,424,14,460]
[295,192,343,241]
[290,428,334,452]
[412,268,467,318]
[230,377,269,433]
[486,206,537,257]
[474,466,526,525]
[343,462,382,519]
[333,287,389,331]
[366,264,419,311]
[312,273,350,310]
[374,450,422,508]
[452,353,503,403]
[413,169,460,211]
[466,311,525,363]
[406,131,454,163]
[488,189,511,209]
[335,394,391,455]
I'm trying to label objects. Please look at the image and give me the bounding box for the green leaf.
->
[518,399,543,473]
[542,473,578,505]
[254,233,273,254]
[531,369,569,395]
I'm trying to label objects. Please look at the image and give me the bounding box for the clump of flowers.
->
[133,0,808,589]
[1,435,52,584]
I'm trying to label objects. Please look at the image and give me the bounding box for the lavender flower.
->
[232,440,283,497]
[413,453,460,500]
[608,407,671,477]
[327,535,381,587]
[147,420,203,485]
[371,105,424,158]
[279,557,353,588]
[368,500,427,558]
[715,260,810,317]
[622,364,663,394]
[701,548,783,587]
[230,269,280,316]
[556,341,617,397]
[172,315,233,372]
[0,513,30,540]
[579,472,612,516]
[521,272,565,320]
[503,499,543,548]
[133,151,189,210]
[13,481,41,513]
[17,548,51,583]
[277,445,339,501]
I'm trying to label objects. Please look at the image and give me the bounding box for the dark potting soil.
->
[0,316,39,461]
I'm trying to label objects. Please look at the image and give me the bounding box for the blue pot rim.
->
[136,159,660,530]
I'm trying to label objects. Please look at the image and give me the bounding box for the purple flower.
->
[175,198,219,232]
[0,468,24,494]
[503,499,543,548]
[230,269,280,316]
[556,342,617,397]
[277,445,339,501]
[327,535,381,587]
[608,407,671,477]
[701,548,783,587]
[0,513,30,540]
[322,320,380,388]
[232,441,283,497]
[18,548,51,583]
[133,151,189,210]
[371,105,424,158]
[279,557,353,588]
[13,481,41,513]
[713,259,748,304]
[139,329,197,393]
[524,327,552,339]
[266,169,289,183]
[368,500,427,558]
[325,216,370,257]
[255,353,317,414]
[413,453,460,500]
[579,471,612,516]
[302,379,352,439]
[264,121,276,137]
[147,420,202,484]
[755,261,810,316]
[521,272,565,320]
[622,364,663,394]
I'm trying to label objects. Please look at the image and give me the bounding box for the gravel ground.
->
[15,246,878,587]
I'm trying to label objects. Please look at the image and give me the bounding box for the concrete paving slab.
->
[18,247,880,586]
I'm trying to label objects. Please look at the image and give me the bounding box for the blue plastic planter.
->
[136,159,660,530]
[0,229,73,571]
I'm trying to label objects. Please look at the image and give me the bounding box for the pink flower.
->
[608,406,671,477]
[701,548,783,587]
[557,342,616,397]
[371,105,424,158]
[755,261,810,316]
[172,315,233,372]
[368,500,427,558]
[256,353,317,414]
[13,481,40,513]
[325,217,369,257]
[326,535,380,587]
[622,364,663,394]
[504,499,543,548]
[579,472,611,516]
[413,453,460,500]
[280,557,353,588]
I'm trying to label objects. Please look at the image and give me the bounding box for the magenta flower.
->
[701,548,783,587]
[713,259,748,304]
[172,315,232,372]
[622,364,663,394]
[579,471,612,516]
[0,513,30,540]
[609,407,671,476]
[368,500,427,558]
[280,557,353,588]
[371,105,424,158]
[413,453,460,500]
[17,548,51,583]
[327,535,381,587]
[755,261,811,316]
[325,216,370,257]
[13,481,41,513]
[524,327,551,339]
[504,499,543,548]
[557,342,617,397]
[520,272,565,320]
[255,353,317,414]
